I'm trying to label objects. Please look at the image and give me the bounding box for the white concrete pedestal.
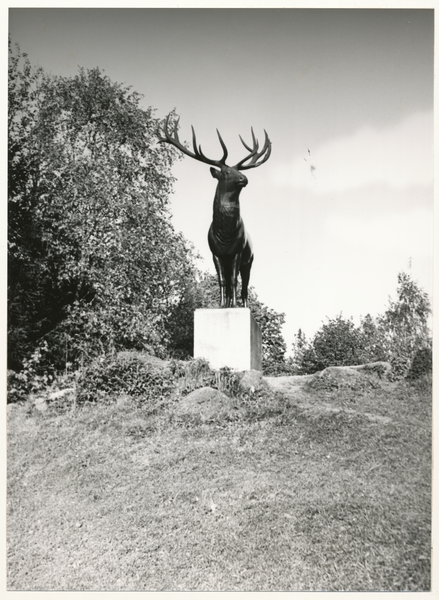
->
[194,308,262,371]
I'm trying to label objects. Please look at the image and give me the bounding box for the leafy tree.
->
[291,314,365,374]
[289,329,313,374]
[406,347,432,380]
[378,272,431,377]
[249,293,287,375]
[8,41,46,369]
[310,313,363,372]
[8,42,196,371]
[163,254,206,360]
[357,313,387,364]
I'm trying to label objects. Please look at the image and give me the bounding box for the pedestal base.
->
[194,308,262,371]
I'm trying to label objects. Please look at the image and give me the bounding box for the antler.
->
[157,116,271,171]
[233,128,272,171]
[157,115,228,168]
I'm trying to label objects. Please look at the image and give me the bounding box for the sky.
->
[8,5,434,353]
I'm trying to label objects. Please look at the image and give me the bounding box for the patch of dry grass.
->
[7,378,431,591]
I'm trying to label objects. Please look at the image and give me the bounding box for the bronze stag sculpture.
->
[157,116,271,308]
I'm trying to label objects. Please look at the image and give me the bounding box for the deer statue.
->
[157,115,271,308]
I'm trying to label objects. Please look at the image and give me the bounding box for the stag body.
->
[208,166,252,307]
[157,117,271,308]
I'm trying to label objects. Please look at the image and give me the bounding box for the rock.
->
[176,386,237,420]
[48,388,75,401]
[33,395,48,412]
[116,351,170,374]
[355,361,392,378]
[316,362,392,382]
[307,362,392,391]
[30,387,76,412]
[239,370,269,394]
[116,394,131,407]
[316,366,363,381]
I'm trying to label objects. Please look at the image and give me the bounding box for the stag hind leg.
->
[240,256,253,308]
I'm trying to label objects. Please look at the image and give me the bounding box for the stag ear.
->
[210,167,221,179]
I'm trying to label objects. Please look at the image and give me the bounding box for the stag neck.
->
[211,202,242,242]
[213,183,243,206]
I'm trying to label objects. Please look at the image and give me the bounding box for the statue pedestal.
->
[194,308,262,371]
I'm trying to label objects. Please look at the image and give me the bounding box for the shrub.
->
[170,357,218,394]
[75,354,246,408]
[76,352,176,408]
[170,359,245,398]
[7,341,55,403]
[406,347,432,380]
[389,352,412,381]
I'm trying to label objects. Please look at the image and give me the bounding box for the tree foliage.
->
[312,314,362,370]
[378,272,432,376]
[248,293,287,375]
[291,314,363,374]
[8,42,197,371]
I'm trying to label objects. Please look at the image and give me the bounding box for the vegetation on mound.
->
[10,352,278,416]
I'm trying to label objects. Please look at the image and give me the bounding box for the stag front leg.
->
[212,255,227,308]
[229,253,242,308]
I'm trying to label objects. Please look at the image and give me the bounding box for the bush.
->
[7,341,55,403]
[406,347,432,380]
[75,353,253,409]
[389,352,412,380]
[76,352,176,408]
[170,357,218,394]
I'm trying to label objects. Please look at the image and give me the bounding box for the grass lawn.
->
[7,376,431,591]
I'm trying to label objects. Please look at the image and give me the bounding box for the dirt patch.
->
[264,374,313,394]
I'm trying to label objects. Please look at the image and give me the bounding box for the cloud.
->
[326,207,433,258]
[270,111,433,193]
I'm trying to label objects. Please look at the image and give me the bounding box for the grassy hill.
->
[7,363,431,591]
